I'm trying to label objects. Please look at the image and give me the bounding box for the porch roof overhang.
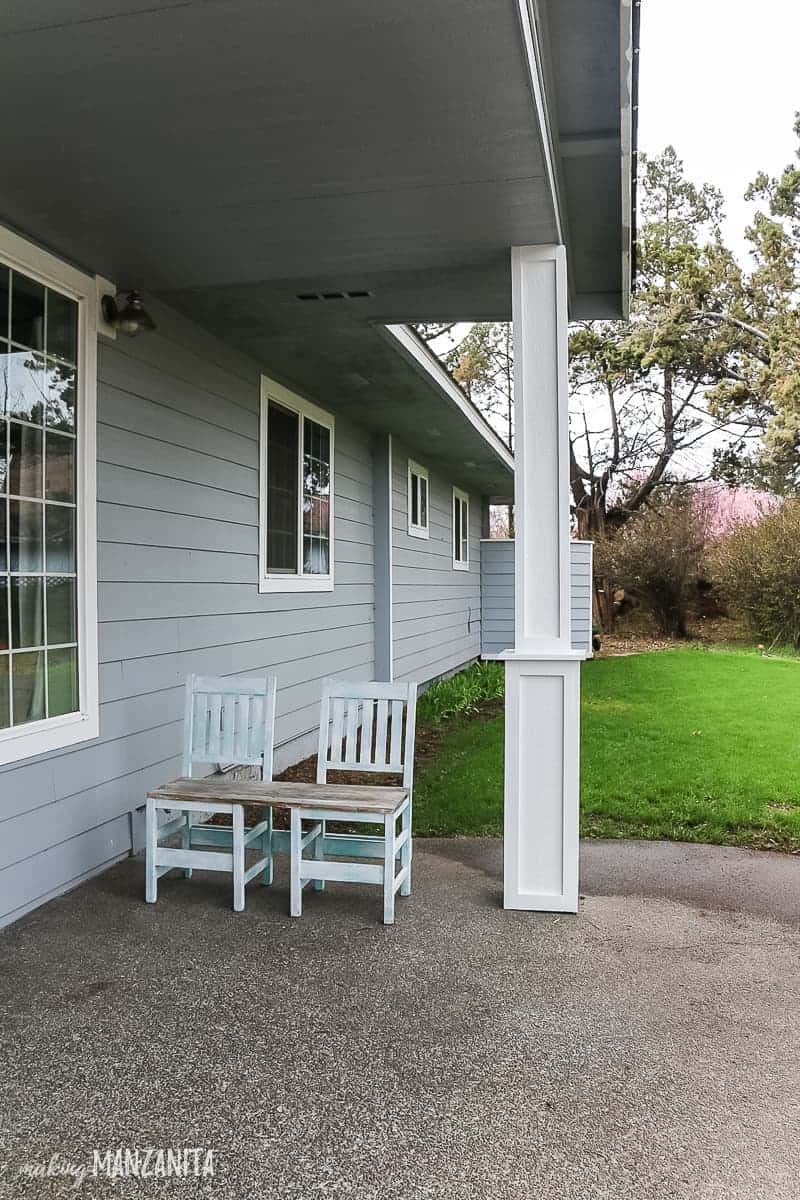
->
[0,0,636,494]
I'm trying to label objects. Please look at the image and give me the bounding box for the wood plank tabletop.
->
[147,777,409,814]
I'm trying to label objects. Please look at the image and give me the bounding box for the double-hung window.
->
[259,375,334,592]
[0,226,98,765]
[452,487,469,569]
[407,460,429,539]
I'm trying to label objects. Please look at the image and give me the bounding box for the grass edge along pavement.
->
[412,649,800,852]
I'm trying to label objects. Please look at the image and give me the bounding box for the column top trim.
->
[511,244,567,264]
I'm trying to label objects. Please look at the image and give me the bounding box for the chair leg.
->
[290,809,302,917]
[182,812,193,879]
[313,818,326,892]
[262,807,273,887]
[232,805,245,913]
[400,802,412,897]
[383,813,396,925]
[145,798,157,904]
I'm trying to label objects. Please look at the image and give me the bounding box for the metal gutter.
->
[515,0,567,247]
[621,0,641,314]
[631,0,640,289]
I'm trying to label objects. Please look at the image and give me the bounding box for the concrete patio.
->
[1,838,799,1199]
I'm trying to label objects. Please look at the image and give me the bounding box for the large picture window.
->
[0,227,98,764]
[259,376,334,592]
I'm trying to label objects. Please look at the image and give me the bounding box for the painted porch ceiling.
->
[0,0,627,316]
[0,0,628,493]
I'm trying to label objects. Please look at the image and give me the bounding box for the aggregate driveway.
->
[1,837,799,1199]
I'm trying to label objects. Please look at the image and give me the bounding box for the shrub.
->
[416,661,504,725]
[710,500,800,647]
[595,490,708,637]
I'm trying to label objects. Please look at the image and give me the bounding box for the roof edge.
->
[381,325,514,478]
[621,0,641,316]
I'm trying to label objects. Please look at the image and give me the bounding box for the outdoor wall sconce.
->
[101,290,157,337]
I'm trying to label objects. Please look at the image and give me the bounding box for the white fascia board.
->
[619,0,637,319]
[382,325,514,477]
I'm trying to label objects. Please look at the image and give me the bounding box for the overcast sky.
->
[638,0,800,262]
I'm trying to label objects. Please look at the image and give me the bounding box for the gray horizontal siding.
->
[569,541,593,654]
[480,539,594,656]
[0,297,375,928]
[480,539,512,655]
[391,443,481,686]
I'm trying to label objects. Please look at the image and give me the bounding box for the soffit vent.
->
[296,290,373,302]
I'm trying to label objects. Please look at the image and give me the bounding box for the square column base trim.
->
[503,656,581,914]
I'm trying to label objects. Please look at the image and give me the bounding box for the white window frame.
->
[407,459,429,540]
[452,487,470,570]
[0,225,99,766]
[258,374,335,593]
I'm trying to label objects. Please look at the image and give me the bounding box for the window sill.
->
[258,576,334,594]
[453,560,470,572]
[408,525,429,540]
[0,709,99,767]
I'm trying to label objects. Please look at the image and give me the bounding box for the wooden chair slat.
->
[192,674,272,695]
[344,699,359,762]
[359,698,374,765]
[233,693,249,762]
[375,699,388,766]
[220,695,236,762]
[186,685,205,775]
[208,693,222,762]
[246,694,262,763]
[260,693,275,783]
[330,697,345,765]
[389,700,403,770]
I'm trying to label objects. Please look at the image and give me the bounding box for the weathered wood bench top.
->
[148,777,409,815]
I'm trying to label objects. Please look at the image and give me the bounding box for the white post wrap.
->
[503,245,582,913]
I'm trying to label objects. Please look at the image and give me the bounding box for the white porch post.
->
[503,244,582,913]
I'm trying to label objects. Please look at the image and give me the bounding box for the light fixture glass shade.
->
[101,290,156,337]
[114,291,156,337]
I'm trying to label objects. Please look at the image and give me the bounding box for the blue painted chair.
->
[145,673,277,912]
[289,679,418,924]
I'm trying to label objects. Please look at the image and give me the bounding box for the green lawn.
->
[413,649,800,850]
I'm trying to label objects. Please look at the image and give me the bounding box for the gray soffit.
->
[154,283,514,496]
[0,0,632,318]
[0,0,556,304]
[0,1,634,482]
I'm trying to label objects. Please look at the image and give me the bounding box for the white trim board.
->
[372,432,394,681]
[515,0,566,247]
[619,0,637,319]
